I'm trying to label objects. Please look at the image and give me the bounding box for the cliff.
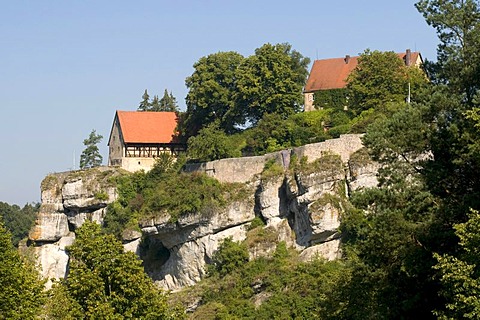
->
[31,134,379,290]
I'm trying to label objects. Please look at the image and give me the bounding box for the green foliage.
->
[0,221,46,319]
[314,88,349,111]
[235,43,310,124]
[138,89,151,111]
[242,110,340,155]
[209,237,249,277]
[42,282,84,320]
[138,88,179,112]
[80,129,103,169]
[184,51,245,136]
[0,202,38,247]
[104,159,248,237]
[158,89,179,112]
[94,191,109,201]
[247,216,266,230]
[347,49,427,116]
[150,94,161,110]
[187,122,241,161]
[261,158,285,181]
[416,0,480,103]
[58,221,184,319]
[182,43,310,137]
[434,210,480,319]
[185,240,348,319]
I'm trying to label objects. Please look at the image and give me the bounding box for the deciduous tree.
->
[235,43,310,124]
[347,49,425,115]
[63,221,183,319]
[184,51,244,136]
[0,221,45,319]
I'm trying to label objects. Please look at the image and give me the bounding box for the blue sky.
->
[0,1,438,205]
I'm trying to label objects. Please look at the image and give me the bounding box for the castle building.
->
[303,49,423,111]
[108,111,185,172]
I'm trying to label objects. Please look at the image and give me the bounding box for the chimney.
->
[345,55,351,64]
[405,49,411,66]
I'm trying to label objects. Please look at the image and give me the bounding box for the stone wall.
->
[185,134,364,183]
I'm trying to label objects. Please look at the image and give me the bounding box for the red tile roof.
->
[304,51,421,93]
[115,111,179,144]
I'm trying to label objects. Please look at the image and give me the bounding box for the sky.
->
[0,0,439,205]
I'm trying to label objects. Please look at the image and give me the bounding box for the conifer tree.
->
[138,89,151,111]
[159,89,179,112]
[150,95,161,111]
[80,130,103,169]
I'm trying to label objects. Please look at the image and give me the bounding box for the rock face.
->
[32,134,379,291]
[30,167,121,288]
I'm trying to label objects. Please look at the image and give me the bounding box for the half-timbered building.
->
[108,111,185,172]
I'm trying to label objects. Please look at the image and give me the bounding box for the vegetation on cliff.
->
[104,154,250,238]
[42,221,184,319]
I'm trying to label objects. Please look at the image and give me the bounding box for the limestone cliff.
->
[31,134,379,291]
[31,167,121,288]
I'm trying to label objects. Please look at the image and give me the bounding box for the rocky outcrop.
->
[30,167,122,288]
[32,134,379,291]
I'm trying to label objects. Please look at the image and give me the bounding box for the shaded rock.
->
[34,233,75,289]
[29,212,69,242]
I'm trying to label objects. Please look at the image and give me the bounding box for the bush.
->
[209,237,249,277]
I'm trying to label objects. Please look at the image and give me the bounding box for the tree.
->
[416,0,480,103]
[0,202,38,247]
[347,49,426,115]
[0,221,45,319]
[158,89,179,112]
[415,0,480,222]
[187,122,241,161]
[61,221,184,319]
[138,89,151,111]
[184,51,245,136]
[209,237,249,277]
[434,210,480,319]
[235,43,310,124]
[80,129,103,169]
[150,94,161,111]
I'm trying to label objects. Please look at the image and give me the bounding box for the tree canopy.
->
[347,49,427,115]
[183,51,245,136]
[0,221,45,319]
[235,43,310,124]
[54,221,184,319]
[181,43,310,138]
[137,89,179,112]
[0,202,38,247]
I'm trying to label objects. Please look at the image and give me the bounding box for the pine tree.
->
[138,89,151,111]
[80,130,103,169]
[159,89,179,112]
[150,95,161,111]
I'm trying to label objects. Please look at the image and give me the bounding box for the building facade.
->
[108,111,185,172]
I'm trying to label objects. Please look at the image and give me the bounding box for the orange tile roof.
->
[304,51,421,93]
[115,111,179,144]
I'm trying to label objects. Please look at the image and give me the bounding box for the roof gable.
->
[113,111,179,144]
[304,51,422,93]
